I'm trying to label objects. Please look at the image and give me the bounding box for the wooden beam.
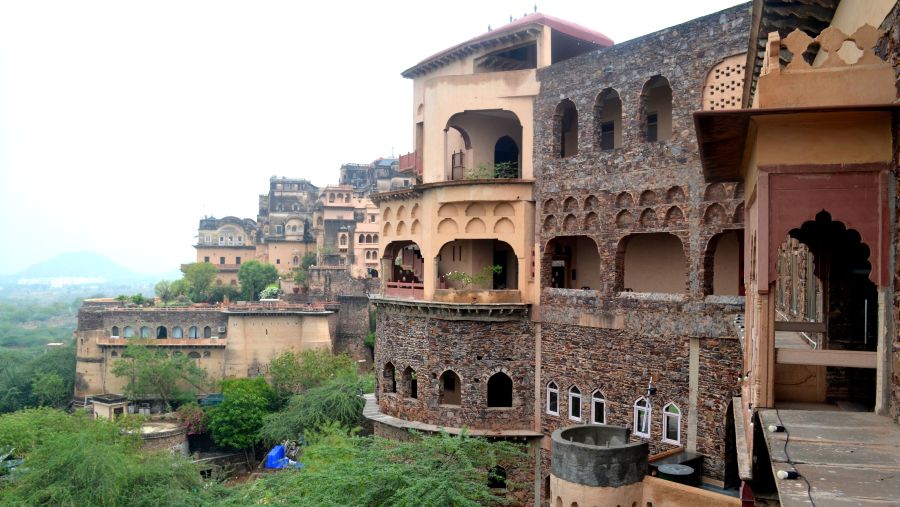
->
[776,349,876,368]
[774,321,827,332]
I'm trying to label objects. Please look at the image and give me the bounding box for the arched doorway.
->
[493,136,519,178]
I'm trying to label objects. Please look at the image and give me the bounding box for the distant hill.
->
[9,252,138,281]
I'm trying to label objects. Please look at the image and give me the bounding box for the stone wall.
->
[374,302,535,431]
[333,295,372,365]
[98,309,228,338]
[533,4,751,482]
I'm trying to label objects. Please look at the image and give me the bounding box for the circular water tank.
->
[657,463,694,484]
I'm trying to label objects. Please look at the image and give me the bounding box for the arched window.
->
[188,351,201,359]
[633,398,651,437]
[293,255,300,267]
[140,326,151,338]
[188,326,198,339]
[641,76,672,142]
[487,372,513,408]
[546,381,559,415]
[123,326,134,338]
[591,390,606,425]
[329,193,335,202]
[172,326,183,339]
[111,350,118,357]
[366,234,373,243]
[383,362,396,394]
[402,367,417,399]
[156,326,167,339]
[203,326,212,338]
[556,99,578,158]
[359,234,366,244]
[317,217,323,226]
[111,326,119,337]
[662,403,681,444]
[340,235,347,246]
[345,194,350,203]
[373,234,379,243]
[594,88,622,150]
[568,386,582,421]
[203,351,211,358]
[439,370,461,405]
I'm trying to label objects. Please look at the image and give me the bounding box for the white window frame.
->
[591,390,606,425]
[633,397,651,438]
[568,386,582,422]
[546,381,559,416]
[662,402,681,445]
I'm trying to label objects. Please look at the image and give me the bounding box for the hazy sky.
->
[0,0,746,276]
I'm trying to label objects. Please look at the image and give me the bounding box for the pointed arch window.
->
[546,381,559,415]
[568,386,582,421]
[383,362,396,394]
[487,372,513,408]
[662,403,681,444]
[633,397,651,438]
[591,390,606,425]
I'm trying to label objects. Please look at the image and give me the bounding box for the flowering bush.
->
[176,402,207,435]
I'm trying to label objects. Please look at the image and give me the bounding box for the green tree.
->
[208,284,241,304]
[269,349,357,400]
[207,377,275,452]
[110,343,208,411]
[258,375,368,445]
[301,252,317,270]
[181,262,219,302]
[227,425,525,507]
[30,372,67,408]
[0,408,214,507]
[237,261,279,301]
[154,279,174,303]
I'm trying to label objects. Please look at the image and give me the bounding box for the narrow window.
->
[236,256,241,265]
[203,326,212,338]
[568,386,582,421]
[591,390,606,425]
[634,398,651,437]
[359,234,366,244]
[487,372,513,408]
[383,362,396,394]
[204,256,210,263]
[600,122,615,150]
[439,370,462,405]
[556,99,578,158]
[140,326,151,338]
[640,76,672,142]
[219,256,225,265]
[546,381,559,415]
[662,403,681,444]
[123,326,134,338]
[172,326,183,338]
[156,326,167,339]
[403,367,417,399]
[188,326,198,339]
[111,326,119,338]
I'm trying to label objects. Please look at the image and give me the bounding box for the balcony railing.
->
[385,281,424,299]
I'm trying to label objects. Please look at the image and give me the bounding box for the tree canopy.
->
[269,349,357,401]
[207,377,275,451]
[180,262,219,302]
[110,343,208,411]
[237,261,279,301]
[224,425,525,507]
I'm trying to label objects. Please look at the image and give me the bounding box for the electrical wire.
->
[774,408,816,507]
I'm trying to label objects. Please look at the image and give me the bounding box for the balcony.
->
[385,281,424,300]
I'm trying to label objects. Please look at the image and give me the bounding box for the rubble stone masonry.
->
[533,4,751,482]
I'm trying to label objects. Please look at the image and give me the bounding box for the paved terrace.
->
[759,409,900,506]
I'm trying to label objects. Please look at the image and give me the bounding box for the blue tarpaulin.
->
[264,445,302,469]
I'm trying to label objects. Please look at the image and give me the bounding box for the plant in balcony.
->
[444,265,502,290]
[464,161,517,180]
[259,285,281,300]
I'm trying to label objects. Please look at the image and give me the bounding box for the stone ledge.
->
[370,296,530,321]
[363,394,542,438]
